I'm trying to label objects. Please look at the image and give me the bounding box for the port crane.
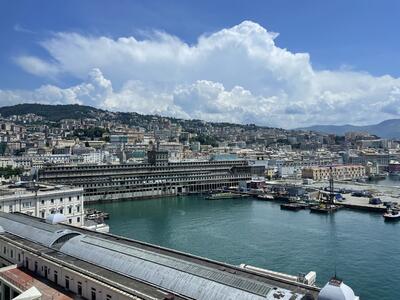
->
[310,166,340,213]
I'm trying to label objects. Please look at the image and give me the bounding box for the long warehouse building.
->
[39,150,264,202]
[0,212,321,300]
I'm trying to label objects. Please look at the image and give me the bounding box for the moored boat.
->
[383,208,400,221]
[85,209,110,220]
[280,203,303,211]
[257,194,274,201]
[206,192,249,200]
[310,204,341,214]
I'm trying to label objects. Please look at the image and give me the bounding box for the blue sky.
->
[1,0,400,127]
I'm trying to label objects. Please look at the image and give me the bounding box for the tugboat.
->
[383,208,400,221]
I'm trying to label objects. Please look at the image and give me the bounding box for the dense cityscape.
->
[1,1,400,300]
[1,102,400,299]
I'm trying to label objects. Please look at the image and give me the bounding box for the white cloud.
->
[13,24,35,34]
[6,21,400,128]
[15,56,60,78]
[0,68,111,107]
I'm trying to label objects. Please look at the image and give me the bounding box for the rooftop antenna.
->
[334,263,337,279]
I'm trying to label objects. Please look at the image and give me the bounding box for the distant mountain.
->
[299,119,400,139]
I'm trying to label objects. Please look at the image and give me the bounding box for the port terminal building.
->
[0,212,322,300]
[39,150,265,202]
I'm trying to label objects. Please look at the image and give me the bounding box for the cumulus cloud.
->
[0,68,112,107]
[5,21,400,127]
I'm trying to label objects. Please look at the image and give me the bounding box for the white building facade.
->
[0,184,84,226]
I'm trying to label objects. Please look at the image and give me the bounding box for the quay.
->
[38,149,264,202]
[218,186,393,214]
[339,197,388,212]
[35,147,399,215]
[245,178,400,214]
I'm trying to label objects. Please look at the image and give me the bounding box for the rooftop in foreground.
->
[0,265,74,300]
[0,212,320,300]
[0,182,82,201]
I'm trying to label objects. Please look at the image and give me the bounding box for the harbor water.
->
[368,174,400,187]
[89,195,400,300]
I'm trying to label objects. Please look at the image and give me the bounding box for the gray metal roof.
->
[0,213,307,300]
[0,213,81,248]
[60,235,272,300]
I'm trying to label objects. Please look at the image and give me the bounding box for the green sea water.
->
[89,196,400,300]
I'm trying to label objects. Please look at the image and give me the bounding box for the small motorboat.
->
[383,208,400,221]
[257,194,274,201]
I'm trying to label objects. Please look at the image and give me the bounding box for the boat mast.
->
[329,166,334,207]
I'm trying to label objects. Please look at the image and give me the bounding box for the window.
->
[77,196,80,200]
[68,207,72,214]
[106,295,112,300]
[12,291,20,298]
[10,249,13,258]
[77,217,80,223]
[41,212,45,218]
[18,253,21,261]
[51,199,54,204]
[69,197,72,202]
[68,219,72,224]
[54,271,58,284]
[4,285,10,300]
[60,198,63,202]
[91,288,96,300]
[59,209,63,214]
[22,202,32,208]
[41,200,45,205]
[3,246,6,254]
[65,276,70,290]
[76,206,80,213]
[77,282,82,296]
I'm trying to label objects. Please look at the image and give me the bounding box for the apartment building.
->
[302,165,366,181]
